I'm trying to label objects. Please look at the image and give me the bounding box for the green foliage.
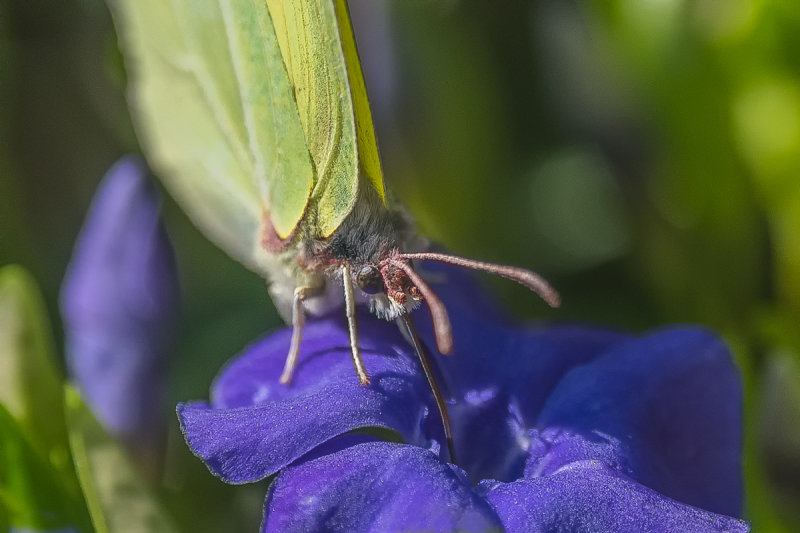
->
[0,266,179,532]
[0,266,90,530]
[65,385,179,533]
[0,266,71,469]
[0,404,87,531]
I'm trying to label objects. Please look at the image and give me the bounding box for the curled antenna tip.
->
[545,291,561,308]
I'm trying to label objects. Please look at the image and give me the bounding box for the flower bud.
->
[60,156,178,461]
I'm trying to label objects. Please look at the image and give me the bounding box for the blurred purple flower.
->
[179,265,749,532]
[60,156,178,456]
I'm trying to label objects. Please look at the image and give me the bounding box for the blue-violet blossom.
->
[180,264,749,532]
[61,156,178,456]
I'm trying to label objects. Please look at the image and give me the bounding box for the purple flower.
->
[179,265,749,532]
[60,156,178,456]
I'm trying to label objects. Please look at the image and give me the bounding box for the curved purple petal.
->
[211,310,413,408]
[411,266,627,481]
[406,263,631,481]
[435,324,630,482]
[484,463,749,533]
[179,313,441,483]
[262,442,502,533]
[534,328,743,517]
[525,428,630,478]
[60,156,178,451]
[449,387,528,483]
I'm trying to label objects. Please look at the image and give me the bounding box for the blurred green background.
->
[2,0,800,531]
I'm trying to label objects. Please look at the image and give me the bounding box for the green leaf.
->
[65,385,178,533]
[0,265,75,485]
[0,403,85,530]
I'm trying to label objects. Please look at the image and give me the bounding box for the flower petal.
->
[533,328,743,516]
[413,263,630,481]
[441,325,628,482]
[262,442,502,533]
[211,310,413,408]
[179,314,440,483]
[484,463,749,533]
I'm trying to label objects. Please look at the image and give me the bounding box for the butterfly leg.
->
[280,286,318,384]
[341,263,370,385]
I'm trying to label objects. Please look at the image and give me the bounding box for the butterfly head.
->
[345,249,424,323]
[343,248,562,356]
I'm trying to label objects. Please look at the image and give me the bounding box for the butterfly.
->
[105,0,558,460]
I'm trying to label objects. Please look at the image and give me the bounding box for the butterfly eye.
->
[356,265,383,294]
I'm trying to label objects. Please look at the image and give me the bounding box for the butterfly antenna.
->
[400,252,560,308]
[392,260,453,355]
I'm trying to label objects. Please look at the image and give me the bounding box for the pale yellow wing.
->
[107,0,314,274]
[266,0,387,238]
